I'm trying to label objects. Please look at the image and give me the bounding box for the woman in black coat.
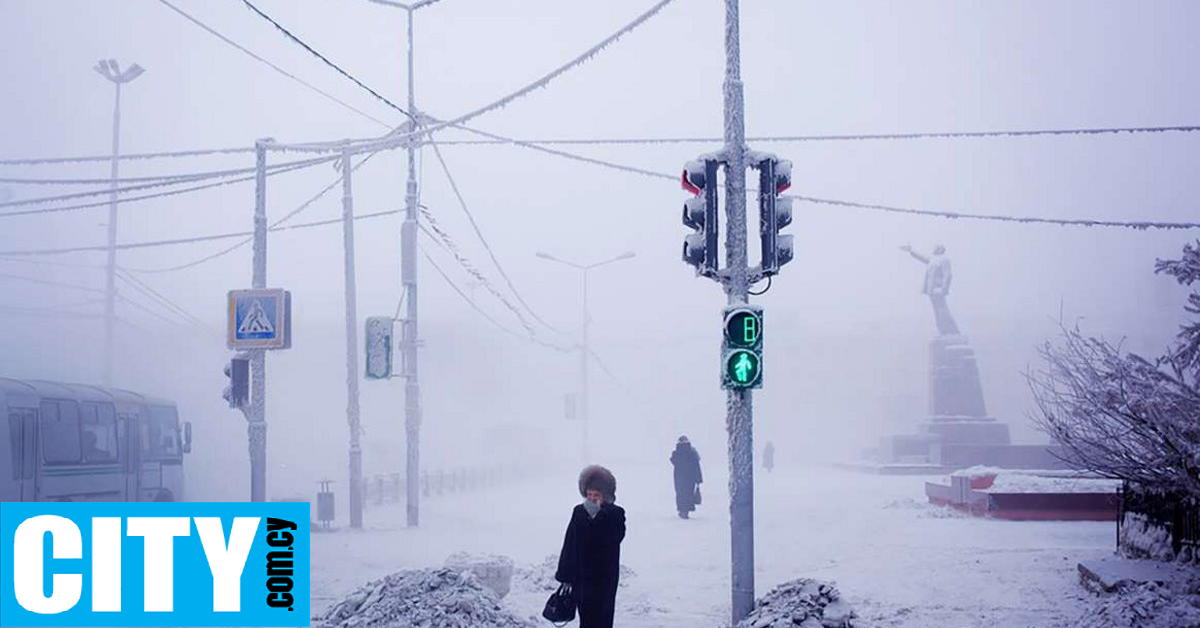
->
[670,436,702,519]
[555,465,626,628]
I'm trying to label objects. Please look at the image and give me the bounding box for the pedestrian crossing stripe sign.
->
[227,289,292,349]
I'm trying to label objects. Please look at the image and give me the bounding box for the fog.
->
[1,0,1196,507]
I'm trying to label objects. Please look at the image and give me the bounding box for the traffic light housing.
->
[222,354,250,409]
[681,159,719,278]
[757,157,793,276]
[722,305,763,389]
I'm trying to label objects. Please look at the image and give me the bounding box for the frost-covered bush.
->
[1029,241,1200,501]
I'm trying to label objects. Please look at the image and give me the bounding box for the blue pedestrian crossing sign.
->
[227,289,292,349]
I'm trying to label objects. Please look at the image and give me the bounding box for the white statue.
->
[900,244,960,336]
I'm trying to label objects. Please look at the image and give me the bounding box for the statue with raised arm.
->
[900,244,960,336]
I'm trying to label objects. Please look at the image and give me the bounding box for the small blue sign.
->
[227,289,291,350]
[0,501,310,627]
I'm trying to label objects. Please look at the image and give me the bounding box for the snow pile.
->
[315,567,534,628]
[512,554,635,592]
[444,552,514,598]
[984,474,1121,494]
[1070,581,1200,628]
[733,579,857,628]
[1119,513,1177,561]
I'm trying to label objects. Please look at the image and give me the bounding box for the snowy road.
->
[310,464,1112,628]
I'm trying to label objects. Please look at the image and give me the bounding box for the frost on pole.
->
[365,316,394,380]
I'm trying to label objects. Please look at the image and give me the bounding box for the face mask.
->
[583,498,601,518]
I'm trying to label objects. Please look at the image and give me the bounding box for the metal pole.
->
[723,0,755,622]
[580,269,590,463]
[102,81,122,387]
[342,144,364,528]
[249,138,269,503]
[402,6,423,528]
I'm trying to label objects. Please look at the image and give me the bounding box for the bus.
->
[0,378,192,502]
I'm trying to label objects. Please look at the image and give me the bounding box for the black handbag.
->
[694,485,702,505]
[542,583,576,625]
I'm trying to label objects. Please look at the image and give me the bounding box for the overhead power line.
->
[0,145,255,167]
[124,151,383,273]
[0,208,399,258]
[155,0,392,128]
[792,195,1200,230]
[273,0,679,155]
[432,125,1200,146]
[0,156,331,192]
[238,0,416,122]
[428,138,563,334]
[0,157,329,218]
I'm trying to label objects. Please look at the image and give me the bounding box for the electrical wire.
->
[270,0,679,155]
[748,275,771,295]
[428,138,563,334]
[430,125,1200,147]
[0,146,255,166]
[0,158,315,186]
[0,155,333,210]
[447,123,675,181]
[420,245,529,342]
[123,151,383,273]
[238,0,416,122]
[0,159,331,219]
[116,270,212,331]
[792,195,1200,230]
[154,0,394,129]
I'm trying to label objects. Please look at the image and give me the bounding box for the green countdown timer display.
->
[724,309,761,348]
[725,349,761,388]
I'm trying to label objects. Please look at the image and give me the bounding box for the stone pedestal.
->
[928,335,988,418]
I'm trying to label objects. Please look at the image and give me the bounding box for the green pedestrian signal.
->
[722,306,763,389]
[725,349,761,388]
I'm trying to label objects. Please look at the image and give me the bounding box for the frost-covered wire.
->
[0,209,399,258]
[239,0,415,122]
[793,195,1200,230]
[0,272,105,294]
[420,245,528,342]
[448,123,675,181]
[428,138,563,334]
[0,146,255,166]
[273,0,678,155]
[430,125,1200,146]
[418,215,537,338]
[155,0,392,128]
[0,156,333,214]
[124,151,383,273]
[0,157,327,187]
[0,157,328,218]
[116,270,211,331]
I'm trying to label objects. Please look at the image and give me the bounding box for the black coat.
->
[555,502,626,628]
[670,443,703,512]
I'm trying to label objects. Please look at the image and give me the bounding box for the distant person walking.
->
[555,465,626,628]
[670,436,703,519]
[763,441,775,473]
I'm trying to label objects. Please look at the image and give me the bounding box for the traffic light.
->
[681,159,719,277]
[222,354,250,409]
[722,305,763,389]
[757,157,793,276]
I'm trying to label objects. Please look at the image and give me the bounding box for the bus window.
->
[7,413,19,479]
[40,400,80,464]
[80,403,118,463]
[142,406,180,461]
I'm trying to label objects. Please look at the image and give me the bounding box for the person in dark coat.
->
[670,436,702,519]
[555,465,626,628]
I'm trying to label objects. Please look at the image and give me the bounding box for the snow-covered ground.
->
[310,464,1114,628]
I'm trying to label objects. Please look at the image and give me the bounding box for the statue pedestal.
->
[860,334,1066,472]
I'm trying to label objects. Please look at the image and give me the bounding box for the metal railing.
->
[1118,481,1200,558]
[361,462,531,507]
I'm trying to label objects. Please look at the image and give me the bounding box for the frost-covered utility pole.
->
[401,6,424,528]
[722,0,756,622]
[341,144,364,528]
[94,59,144,387]
[249,137,270,503]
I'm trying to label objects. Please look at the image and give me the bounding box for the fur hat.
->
[578,465,617,503]
[678,435,689,444]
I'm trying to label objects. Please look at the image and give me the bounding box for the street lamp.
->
[94,59,144,387]
[535,250,636,463]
